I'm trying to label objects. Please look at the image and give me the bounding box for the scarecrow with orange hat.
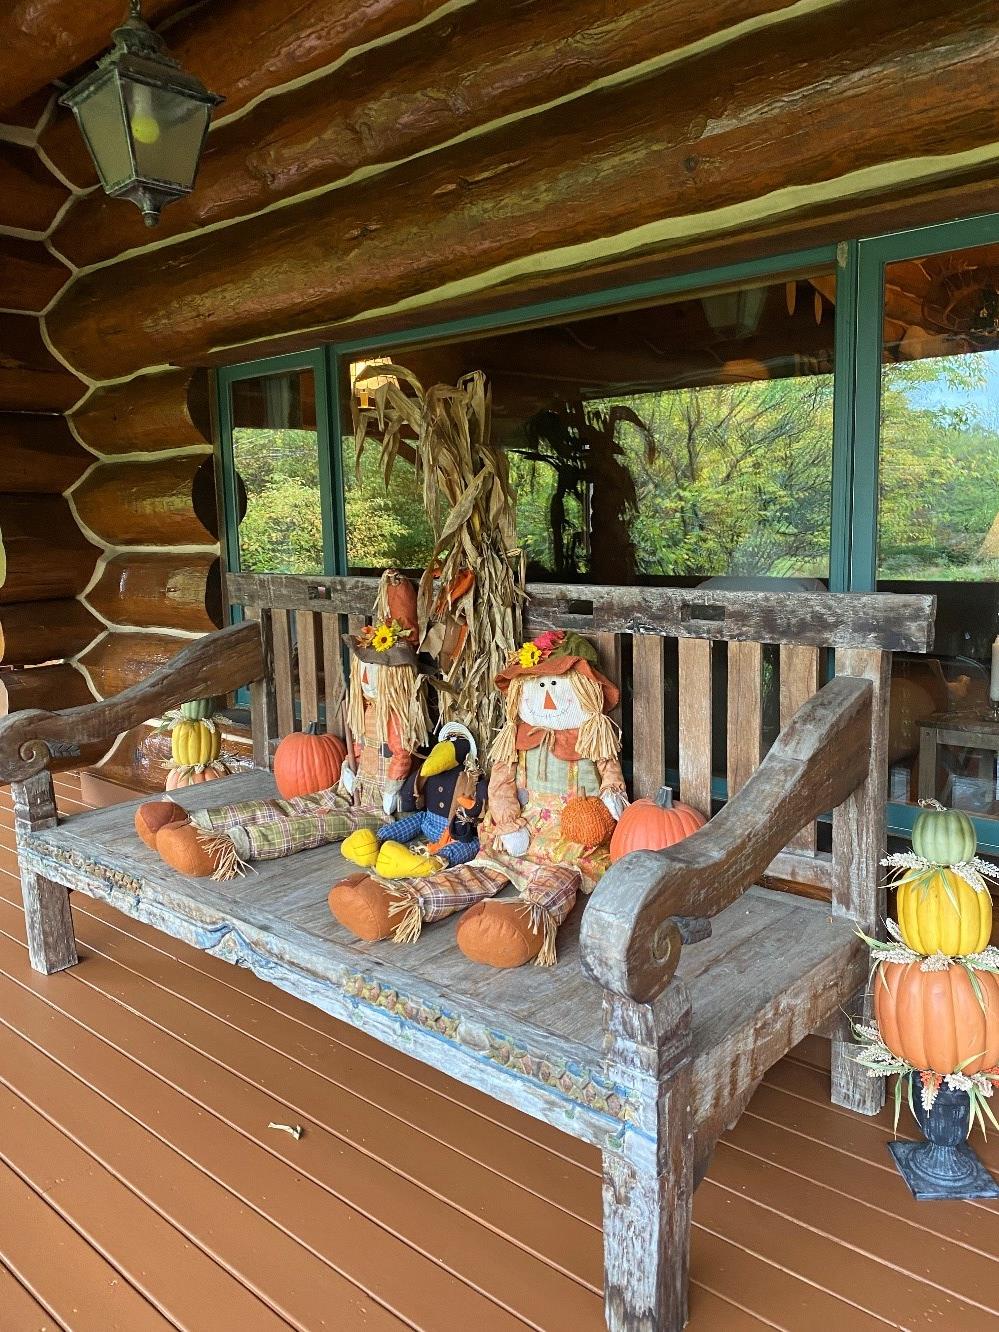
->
[149,571,431,880]
[329,628,629,966]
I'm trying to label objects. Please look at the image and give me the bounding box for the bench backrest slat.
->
[726,640,764,801]
[295,609,321,730]
[779,644,823,855]
[677,637,712,816]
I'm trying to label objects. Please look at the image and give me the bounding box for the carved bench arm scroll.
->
[580,674,874,1004]
[0,622,265,785]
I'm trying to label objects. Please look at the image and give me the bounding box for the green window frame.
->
[215,211,999,850]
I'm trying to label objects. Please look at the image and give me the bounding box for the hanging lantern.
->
[58,0,223,228]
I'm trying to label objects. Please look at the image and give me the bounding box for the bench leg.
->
[830,988,883,1116]
[602,1065,693,1332]
[21,870,78,974]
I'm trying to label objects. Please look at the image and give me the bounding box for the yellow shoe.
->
[375,840,443,879]
[341,827,379,867]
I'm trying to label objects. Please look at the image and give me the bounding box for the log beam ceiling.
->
[52,0,806,266]
[44,0,999,381]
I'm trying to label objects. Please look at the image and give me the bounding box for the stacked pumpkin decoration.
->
[161,697,231,790]
[854,801,999,1197]
[609,786,706,861]
[273,722,347,800]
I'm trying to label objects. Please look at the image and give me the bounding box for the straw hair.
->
[570,672,621,761]
[488,675,525,767]
[349,654,430,754]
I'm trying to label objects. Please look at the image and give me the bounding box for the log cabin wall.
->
[3,0,998,788]
[0,88,98,722]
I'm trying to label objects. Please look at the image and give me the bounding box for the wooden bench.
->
[0,576,935,1332]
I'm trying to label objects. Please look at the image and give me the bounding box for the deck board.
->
[0,775,994,1330]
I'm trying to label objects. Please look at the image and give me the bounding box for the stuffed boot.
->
[341,827,379,868]
[135,798,188,851]
[156,819,230,878]
[374,840,444,879]
[456,899,544,968]
[328,873,399,941]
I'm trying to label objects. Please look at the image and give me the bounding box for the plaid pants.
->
[388,859,581,964]
[191,787,382,868]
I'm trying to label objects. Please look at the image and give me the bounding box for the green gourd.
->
[910,801,976,866]
[179,697,217,721]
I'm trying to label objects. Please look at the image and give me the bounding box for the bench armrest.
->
[580,673,873,1004]
[0,621,265,785]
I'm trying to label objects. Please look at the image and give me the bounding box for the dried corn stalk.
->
[352,365,524,752]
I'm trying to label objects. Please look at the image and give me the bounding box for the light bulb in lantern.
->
[130,113,160,143]
[129,83,161,144]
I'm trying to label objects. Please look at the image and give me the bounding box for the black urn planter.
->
[889,1073,999,1201]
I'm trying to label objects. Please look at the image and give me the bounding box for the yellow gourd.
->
[170,718,221,769]
[896,866,992,957]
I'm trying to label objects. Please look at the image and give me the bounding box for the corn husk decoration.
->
[352,365,525,753]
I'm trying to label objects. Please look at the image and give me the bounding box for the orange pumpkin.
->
[610,786,706,862]
[874,959,999,1075]
[560,794,615,848]
[273,722,347,799]
[165,764,227,791]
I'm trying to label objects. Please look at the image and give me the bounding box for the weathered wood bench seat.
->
[0,577,936,1332]
[18,768,866,1176]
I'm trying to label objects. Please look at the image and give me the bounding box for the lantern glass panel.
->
[122,79,210,187]
[76,76,133,189]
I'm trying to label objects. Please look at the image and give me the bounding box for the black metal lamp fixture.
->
[58,0,223,228]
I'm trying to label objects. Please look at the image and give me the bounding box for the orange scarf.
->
[515,723,582,763]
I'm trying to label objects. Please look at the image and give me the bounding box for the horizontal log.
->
[0,88,55,131]
[0,621,263,782]
[54,0,805,266]
[0,315,81,413]
[0,414,90,492]
[0,141,69,233]
[77,629,200,699]
[0,597,102,666]
[0,661,94,713]
[0,236,69,313]
[88,552,222,632]
[188,162,999,372]
[71,454,219,546]
[71,368,211,455]
[46,0,999,381]
[0,0,184,117]
[93,719,252,792]
[0,493,99,603]
[0,662,109,770]
[90,723,172,793]
[39,0,449,187]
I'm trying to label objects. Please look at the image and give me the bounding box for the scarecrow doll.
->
[329,629,628,966]
[337,722,487,882]
[145,571,431,880]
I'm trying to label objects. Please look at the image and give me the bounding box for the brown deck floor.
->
[0,776,996,1331]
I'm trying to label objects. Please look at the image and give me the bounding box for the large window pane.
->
[878,240,999,822]
[340,270,837,583]
[230,367,325,574]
